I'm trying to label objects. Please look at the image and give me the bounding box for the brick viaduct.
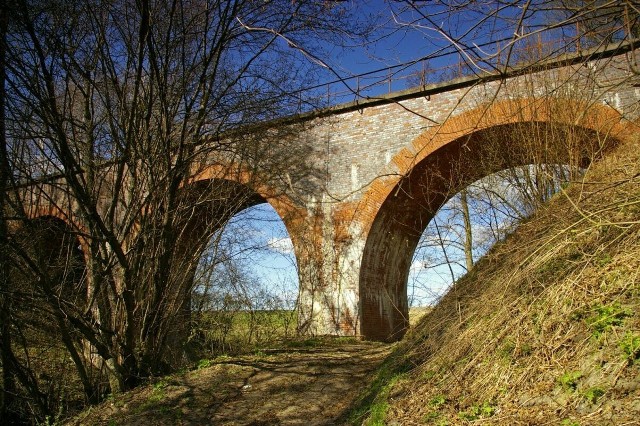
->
[20,43,640,342]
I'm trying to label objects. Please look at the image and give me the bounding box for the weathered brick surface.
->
[299,47,640,341]
[20,46,640,342]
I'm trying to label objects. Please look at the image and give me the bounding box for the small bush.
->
[458,401,496,421]
[586,303,630,339]
[423,395,448,424]
[429,394,446,409]
[619,332,640,364]
[197,359,212,370]
[558,371,582,392]
[582,387,605,404]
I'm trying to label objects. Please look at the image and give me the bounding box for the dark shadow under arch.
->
[359,121,617,342]
[177,179,268,252]
[11,215,88,310]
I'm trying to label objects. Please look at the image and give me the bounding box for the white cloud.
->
[409,259,425,273]
[267,237,294,254]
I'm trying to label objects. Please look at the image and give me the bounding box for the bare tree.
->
[0,2,20,422]
[0,0,371,421]
[554,0,640,44]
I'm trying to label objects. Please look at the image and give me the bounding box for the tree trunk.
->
[460,189,474,271]
[0,3,18,421]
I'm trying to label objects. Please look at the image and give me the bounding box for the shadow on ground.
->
[68,342,392,426]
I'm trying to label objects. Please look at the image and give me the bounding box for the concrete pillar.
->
[295,198,362,337]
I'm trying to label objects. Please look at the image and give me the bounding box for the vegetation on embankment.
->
[352,137,640,425]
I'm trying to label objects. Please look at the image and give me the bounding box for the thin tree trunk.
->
[460,189,474,271]
[433,218,457,285]
[0,2,18,421]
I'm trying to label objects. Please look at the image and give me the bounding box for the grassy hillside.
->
[353,138,640,425]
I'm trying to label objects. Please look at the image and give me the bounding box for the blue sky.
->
[207,204,300,308]
[299,0,581,104]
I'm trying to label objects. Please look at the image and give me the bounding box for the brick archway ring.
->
[356,98,636,342]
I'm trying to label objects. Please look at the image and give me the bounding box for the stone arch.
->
[17,204,92,267]
[10,215,88,306]
[357,98,635,342]
[178,164,304,296]
[186,163,306,262]
[152,164,308,349]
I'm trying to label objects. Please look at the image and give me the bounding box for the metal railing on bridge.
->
[279,32,632,115]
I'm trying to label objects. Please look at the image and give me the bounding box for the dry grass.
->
[363,137,640,425]
[67,340,392,426]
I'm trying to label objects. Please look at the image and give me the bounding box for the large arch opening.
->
[359,119,619,342]
[408,163,572,307]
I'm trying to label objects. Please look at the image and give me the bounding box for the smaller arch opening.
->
[10,216,88,306]
[4,215,91,413]
[180,181,299,355]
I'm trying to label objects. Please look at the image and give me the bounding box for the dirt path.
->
[69,342,392,425]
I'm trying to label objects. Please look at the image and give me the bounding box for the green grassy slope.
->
[354,138,640,425]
